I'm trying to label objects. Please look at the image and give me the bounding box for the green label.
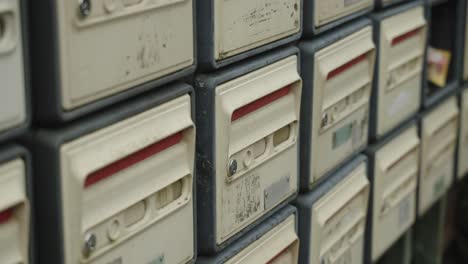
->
[333,123,353,149]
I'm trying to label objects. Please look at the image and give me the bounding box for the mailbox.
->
[29,0,196,123]
[303,0,373,36]
[32,83,196,264]
[370,2,426,140]
[195,47,301,253]
[0,145,31,264]
[458,89,468,179]
[366,122,419,262]
[0,0,28,142]
[197,0,302,70]
[197,206,299,264]
[296,155,370,264]
[418,96,458,217]
[299,19,375,190]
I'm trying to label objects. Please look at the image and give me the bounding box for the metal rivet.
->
[228,159,237,176]
[79,0,91,17]
[83,233,97,257]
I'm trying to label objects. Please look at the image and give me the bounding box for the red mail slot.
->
[85,132,184,188]
[392,28,422,46]
[232,85,292,122]
[0,208,14,224]
[327,54,368,80]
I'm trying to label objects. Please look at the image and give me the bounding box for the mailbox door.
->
[311,26,375,184]
[57,0,194,110]
[310,162,369,264]
[60,94,195,264]
[372,125,419,261]
[214,55,302,244]
[0,0,26,134]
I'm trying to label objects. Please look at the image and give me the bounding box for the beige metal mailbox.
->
[369,124,419,262]
[214,56,301,245]
[311,161,368,264]
[458,89,468,179]
[0,158,29,264]
[310,26,375,185]
[196,48,301,253]
[297,156,370,264]
[33,85,196,263]
[31,0,195,122]
[0,0,27,138]
[313,0,373,29]
[62,95,195,264]
[419,96,458,216]
[373,5,426,138]
[225,214,299,264]
[213,0,301,61]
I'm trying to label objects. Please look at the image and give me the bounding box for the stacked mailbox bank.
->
[1,0,468,263]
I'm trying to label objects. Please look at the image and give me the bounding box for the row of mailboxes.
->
[0,0,29,143]
[21,0,413,125]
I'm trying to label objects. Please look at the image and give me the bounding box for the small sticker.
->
[433,177,445,197]
[427,47,451,88]
[399,196,411,227]
[233,173,262,224]
[333,123,353,149]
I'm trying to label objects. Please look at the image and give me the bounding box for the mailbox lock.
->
[228,159,238,176]
[79,0,91,17]
[83,233,97,257]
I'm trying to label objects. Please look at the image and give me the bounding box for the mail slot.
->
[0,0,28,142]
[29,0,195,123]
[458,89,468,179]
[0,145,30,264]
[32,83,196,264]
[197,205,299,264]
[303,0,373,36]
[197,0,302,70]
[424,0,463,109]
[418,96,458,217]
[370,2,426,140]
[296,155,369,264]
[299,19,375,190]
[366,122,419,262]
[195,47,301,253]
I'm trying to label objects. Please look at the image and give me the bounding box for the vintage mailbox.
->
[296,155,370,264]
[299,19,375,190]
[418,96,458,217]
[458,88,468,179]
[195,47,301,253]
[0,0,29,142]
[0,145,31,264]
[303,0,373,36]
[197,0,302,70]
[366,122,419,262]
[370,2,426,140]
[197,206,299,264]
[32,83,196,264]
[29,0,196,123]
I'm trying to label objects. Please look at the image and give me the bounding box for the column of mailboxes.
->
[1,0,468,264]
